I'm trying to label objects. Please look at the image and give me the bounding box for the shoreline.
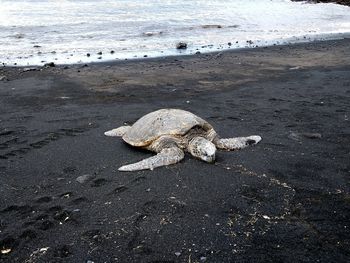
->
[1,38,349,262]
[1,37,349,71]
[1,34,350,68]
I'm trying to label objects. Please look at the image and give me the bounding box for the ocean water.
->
[0,0,350,66]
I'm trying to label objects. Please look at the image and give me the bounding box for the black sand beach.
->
[0,39,350,262]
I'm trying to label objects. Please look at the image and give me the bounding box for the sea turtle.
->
[105,109,261,171]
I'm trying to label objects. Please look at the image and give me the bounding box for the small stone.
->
[33,45,41,48]
[228,42,232,46]
[144,55,148,57]
[110,50,115,54]
[87,53,91,57]
[175,252,181,257]
[76,174,95,184]
[98,57,102,59]
[44,62,55,67]
[200,257,207,262]
[195,51,201,55]
[87,261,95,263]
[176,42,187,49]
[97,51,102,55]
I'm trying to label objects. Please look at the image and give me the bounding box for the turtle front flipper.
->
[214,136,262,150]
[104,126,131,137]
[118,147,184,172]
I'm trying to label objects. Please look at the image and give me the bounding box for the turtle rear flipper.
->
[104,126,131,137]
[118,147,184,172]
[215,135,261,150]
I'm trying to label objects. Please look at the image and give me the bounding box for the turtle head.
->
[188,137,216,163]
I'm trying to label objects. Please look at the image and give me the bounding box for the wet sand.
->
[0,39,350,262]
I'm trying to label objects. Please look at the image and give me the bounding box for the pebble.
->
[44,62,55,67]
[76,174,95,184]
[97,51,102,55]
[176,42,187,49]
[175,252,181,257]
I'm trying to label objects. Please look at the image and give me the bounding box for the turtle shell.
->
[123,109,213,147]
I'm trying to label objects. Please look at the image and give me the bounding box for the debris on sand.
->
[1,248,12,254]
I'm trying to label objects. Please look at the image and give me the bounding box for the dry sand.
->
[0,39,349,262]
